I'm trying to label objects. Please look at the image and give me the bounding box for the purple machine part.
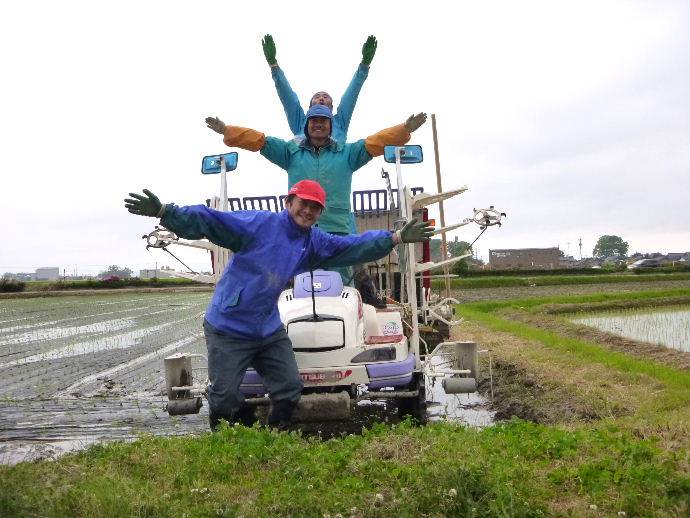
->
[293,270,343,298]
[240,353,416,395]
[366,353,415,389]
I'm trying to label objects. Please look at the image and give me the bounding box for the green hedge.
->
[27,277,205,291]
[0,278,26,292]
[440,267,615,277]
[632,264,690,274]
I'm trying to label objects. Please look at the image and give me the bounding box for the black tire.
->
[397,372,427,423]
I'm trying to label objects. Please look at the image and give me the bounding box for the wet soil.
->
[0,291,491,464]
[2,281,687,463]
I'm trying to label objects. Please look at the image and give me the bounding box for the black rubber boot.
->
[210,404,257,431]
[267,399,297,430]
[355,269,386,309]
[234,404,257,427]
[209,412,233,431]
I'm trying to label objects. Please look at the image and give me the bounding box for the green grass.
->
[1,420,688,517]
[458,289,690,422]
[458,289,690,388]
[431,272,690,289]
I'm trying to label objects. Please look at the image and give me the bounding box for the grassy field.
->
[1,287,689,516]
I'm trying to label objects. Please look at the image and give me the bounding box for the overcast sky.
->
[1,0,688,276]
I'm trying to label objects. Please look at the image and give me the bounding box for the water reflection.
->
[572,307,690,352]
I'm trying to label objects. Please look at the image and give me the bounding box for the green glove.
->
[262,34,277,66]
[399,218,434,243]
[124,189,165,218]
[361,35,377,66]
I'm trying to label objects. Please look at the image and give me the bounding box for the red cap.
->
[287,180,326,208]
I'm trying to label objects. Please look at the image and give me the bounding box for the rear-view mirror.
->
[201,152,238,174]
[383,145,423,164]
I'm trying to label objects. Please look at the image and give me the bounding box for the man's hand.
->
[361,35,377,66]
[205,116,226,135]
[398,218,435,243]
[404,112,427,133]
[124,189,164,218]
[262,34,277,66]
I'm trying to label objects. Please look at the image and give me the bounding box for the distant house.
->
[664,252,687,263]
[558,255,578,269]
[489,247,561,270]
[139,267,177,279]
[35,267,60,281]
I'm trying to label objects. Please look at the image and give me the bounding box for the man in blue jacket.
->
[261,34,377,142]
[124,180,433,430]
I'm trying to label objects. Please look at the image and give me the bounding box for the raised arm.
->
[262,34,306,137]
[332,35,377,142]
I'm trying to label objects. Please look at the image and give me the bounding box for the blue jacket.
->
[161,205,394,339]
[271,64,369,142]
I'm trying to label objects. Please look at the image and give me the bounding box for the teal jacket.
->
[222,123,411,235]
[261,137,370,234]
[271,64,369,142]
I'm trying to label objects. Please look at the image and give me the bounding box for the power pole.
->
[578,238,583,259]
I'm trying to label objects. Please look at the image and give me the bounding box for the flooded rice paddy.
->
[571,306,690,352]
[0,291,490,464]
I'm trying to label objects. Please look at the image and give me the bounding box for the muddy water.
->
[0,292,492,464]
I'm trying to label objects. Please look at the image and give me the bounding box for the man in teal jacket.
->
[261,34,377,142]
[124,180,433,430]
[205,106,426,236]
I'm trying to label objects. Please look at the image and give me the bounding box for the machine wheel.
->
[397,372,427,424]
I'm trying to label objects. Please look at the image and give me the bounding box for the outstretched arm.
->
[124,189,249,251]
[205,115,266,152]
[205,115,293,171]
[362,112,428,157]
[344,112,428,172]
[312,218,434,268]
[333,35,377,141]
[262,34,306,137]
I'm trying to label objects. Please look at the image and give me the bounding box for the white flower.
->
[448,488,457,498]
[589,504,598,511]
[375,493,384,503]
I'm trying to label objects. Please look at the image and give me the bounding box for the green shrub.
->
[632,264,690,274]
[0,278,25,292]
[38,277,204,291]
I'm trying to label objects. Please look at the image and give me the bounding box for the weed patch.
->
[1,420,688,517]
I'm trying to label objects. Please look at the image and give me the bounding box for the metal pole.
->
[431,114,451,299]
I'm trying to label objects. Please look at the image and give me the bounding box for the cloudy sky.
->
[1,0,688,276]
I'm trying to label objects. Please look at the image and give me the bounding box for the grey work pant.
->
[203,320,303,417]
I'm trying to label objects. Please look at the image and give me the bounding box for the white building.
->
[35,267,60,281]
[139,266,176,279]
